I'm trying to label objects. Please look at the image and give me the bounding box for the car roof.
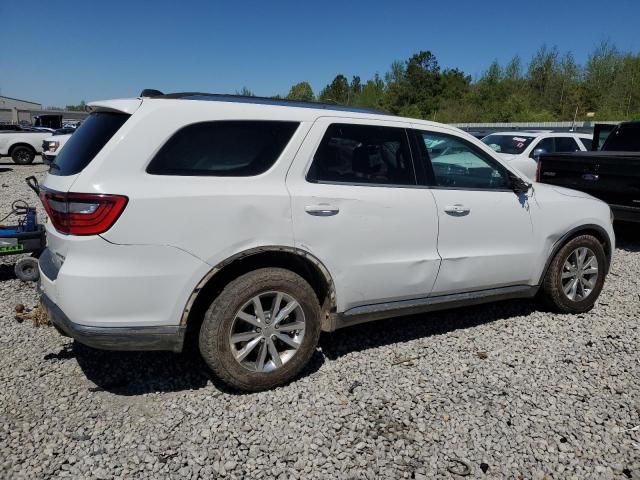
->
[487,131,591,138]
[89,92,465,135]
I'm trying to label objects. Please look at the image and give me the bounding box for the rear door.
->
[411,125,536,295]
[286,117,441,312]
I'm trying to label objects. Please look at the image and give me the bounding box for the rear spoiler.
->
[86,98,143,115]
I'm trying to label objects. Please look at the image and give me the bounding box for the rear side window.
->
[555,137,580,153]
[307,123,416,186]
[50,112,130,176]
[147,121,299,176]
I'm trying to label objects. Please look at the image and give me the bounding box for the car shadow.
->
[614,222,640,252]
[319,299,538,361]
[0,167,14,173]
[49,340,326,396]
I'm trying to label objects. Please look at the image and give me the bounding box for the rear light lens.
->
[39,189,128,235]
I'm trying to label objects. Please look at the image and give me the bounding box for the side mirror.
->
[531,148,547,160]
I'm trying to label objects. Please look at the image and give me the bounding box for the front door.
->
[286,118,441,312]
[411,126,536,296]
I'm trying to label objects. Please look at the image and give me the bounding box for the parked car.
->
[0,128,51,164]
[481,131,592,179]
[538,121,640,223]
[39,91,614,391]
[41,133,72,165]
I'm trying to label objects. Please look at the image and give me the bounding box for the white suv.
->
[39,92,614,391]
[481,131,592,180]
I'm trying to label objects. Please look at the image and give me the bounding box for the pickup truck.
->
[537,121,640,223]
[41,132,72,165]
[0,127,51,164]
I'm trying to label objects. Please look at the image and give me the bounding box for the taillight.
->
[39,189,128,235]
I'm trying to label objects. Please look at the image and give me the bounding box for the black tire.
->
[538,235,606,313]
[11,146,35,165]
[199,268,321,391]
[15,257,40,282]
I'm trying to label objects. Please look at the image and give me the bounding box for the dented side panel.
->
[286,117,442,312]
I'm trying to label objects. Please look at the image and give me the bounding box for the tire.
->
[11,146,35,165]
[15,257,40,282]
[538,234,606,313]
[199,268,321,391]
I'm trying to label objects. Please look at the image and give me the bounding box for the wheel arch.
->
[8,143,37,156]
[181,246,337,341]
[538,223,613,285]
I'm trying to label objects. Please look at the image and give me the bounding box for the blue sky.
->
[1,0,638,107]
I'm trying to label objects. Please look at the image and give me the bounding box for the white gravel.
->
[1,160,639,479]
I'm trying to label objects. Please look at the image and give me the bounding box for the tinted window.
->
[482,134,535,154]
[417,131,509,189]
[532,137,555,157]
[307,124,415,186]
[50,112,130,176]
[580,138,593,151]
[555,137,580,153]
[602,124,640,151]
[147,121,298,176]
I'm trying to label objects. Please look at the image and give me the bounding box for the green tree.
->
[287,81,314,102]
[318,74,350,104]
[236,87,255,97]
[65,100,86,111]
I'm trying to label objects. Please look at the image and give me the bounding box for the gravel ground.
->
[1,161,639,479]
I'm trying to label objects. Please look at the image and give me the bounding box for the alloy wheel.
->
[561,247,598,301]
[229,291,306,372]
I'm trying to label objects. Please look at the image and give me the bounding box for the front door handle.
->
[305,205,339,216]
[444,204,470,215]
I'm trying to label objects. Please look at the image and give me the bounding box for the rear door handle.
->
[444,204,470,215]
[305,205,339,216]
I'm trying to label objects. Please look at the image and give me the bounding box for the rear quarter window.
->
[50,112,130,176]
[147,121,299,176]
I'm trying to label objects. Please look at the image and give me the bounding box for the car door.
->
[411,125,536,296]
[286,118,441,312]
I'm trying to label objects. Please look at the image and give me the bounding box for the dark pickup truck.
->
[537,121,640,223]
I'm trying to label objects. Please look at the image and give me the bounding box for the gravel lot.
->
[1,160,639,479]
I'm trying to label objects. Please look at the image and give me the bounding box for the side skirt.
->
[329,285,538,330]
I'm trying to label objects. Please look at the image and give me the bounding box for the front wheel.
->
[538,235,607,313]
[11,146,35,165]
[199,268,321,391]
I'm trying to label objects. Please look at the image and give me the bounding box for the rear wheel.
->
[11,146,35,165]
[539,235,606,313]
[198,268,321,391]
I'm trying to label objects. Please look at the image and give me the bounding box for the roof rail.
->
[143,91,389,115]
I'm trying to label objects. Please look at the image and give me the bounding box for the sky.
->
[1,0,639,107]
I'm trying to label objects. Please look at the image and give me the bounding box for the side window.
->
[307,123,416,186]
[555,137,580,153]
[532,137,555,157]
[580,138,593,151]
[147,121,299,176]
[416,130,510,189]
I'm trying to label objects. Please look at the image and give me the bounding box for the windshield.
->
[481,134,535,154]
[50,112,130,176]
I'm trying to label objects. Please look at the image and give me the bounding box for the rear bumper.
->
[41,292,185,352]
[611,204,640,223]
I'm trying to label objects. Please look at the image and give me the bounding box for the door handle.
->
[444,204,470,215]
[305,205,339,216]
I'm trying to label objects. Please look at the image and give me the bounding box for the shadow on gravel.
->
[320,299,538,360]
[51,341,325,396]
[0,264,17,281]
[614,222,640,252]
[0,167,14,173]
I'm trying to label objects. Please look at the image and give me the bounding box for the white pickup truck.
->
[42,133,72,165]
[0,127,51,164]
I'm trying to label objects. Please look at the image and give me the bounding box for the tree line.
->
[240,41,640,123]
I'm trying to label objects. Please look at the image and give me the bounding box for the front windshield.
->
[482,134,535,154]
